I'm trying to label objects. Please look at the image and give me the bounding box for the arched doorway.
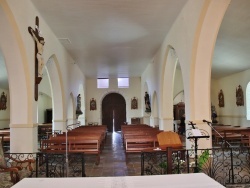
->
[102,93,126,132]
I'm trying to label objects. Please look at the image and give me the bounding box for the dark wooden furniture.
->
[45,109,52,123]
[174,102,185,120]
[131,117,141,124]
[40,125,107,165]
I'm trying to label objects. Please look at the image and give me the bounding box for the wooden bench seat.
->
[54,132,104,149]
[125,137,157,161]
[41,136,101,165]
[0,131,10,151]
[213,127,250,146]
[69,139,100,164]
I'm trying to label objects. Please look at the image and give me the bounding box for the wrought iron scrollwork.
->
[36,152,85,177]
[141,147,250,186]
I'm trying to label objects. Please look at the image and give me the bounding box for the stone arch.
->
[151,91,159,127]
[101,91,126,131]
[45,55,66,131]
[0,2,32,126]
[188,1,230,149]
[99,90,127,124]
[0,2,35,152]
[67,92,76,126]
[160,45,179,130]
[0,50,10,128]
[246,83,250,120]
[192,1,230,122]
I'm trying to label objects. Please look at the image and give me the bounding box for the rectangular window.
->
[97,78,109,88]
[118,78,129,88]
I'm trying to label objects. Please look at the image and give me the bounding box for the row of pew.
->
[0,128,10,151]
[122,124,161,161]
[40,125,107,165]
[121,124,183,161]
[212,124,250,146]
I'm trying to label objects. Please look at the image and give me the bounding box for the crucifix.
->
[28,16,45,101]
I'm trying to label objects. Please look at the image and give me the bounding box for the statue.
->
[211,105,218,123]
[76,94,83,117]
[218,89,224,107]
[28,27,45,78]
[144,92,151,112]
[28,16,45,100]
[0,92,7,110]
[236,85,244,106]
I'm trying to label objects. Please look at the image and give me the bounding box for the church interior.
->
[1,0,250,187]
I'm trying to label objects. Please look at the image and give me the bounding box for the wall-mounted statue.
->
[76,94,83,117]
[144,92,151,112]
[211,104,218,123]
[0,92,7,110]
[236,85,244,106]
[218,89,224,107]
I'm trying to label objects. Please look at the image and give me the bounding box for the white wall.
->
[39,72,52,98]
[211,69,250,127]
[37,93,52,124]
[86,77,141,124]
[6,0,83,122]
[173,68,184,105]
[2,0,86,152]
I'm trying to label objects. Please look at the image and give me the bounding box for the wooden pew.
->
[69,138,101,165]
[213,126,250,146]
[56,131,105,149]
[122,130,161,147]
[44,125,105,164]
[73,125,107,141]
[0,129,10,151]
[41,136,101,165]
[125,136,157,161]
[121,125,163,161]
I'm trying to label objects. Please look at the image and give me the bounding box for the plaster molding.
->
[218,115,245,118]
[10,123,38,128]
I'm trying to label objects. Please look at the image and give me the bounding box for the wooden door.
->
[102,93,126,132]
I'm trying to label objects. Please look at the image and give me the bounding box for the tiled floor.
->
[85,132,141,177]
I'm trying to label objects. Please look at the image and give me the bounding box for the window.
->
[118,78,129,88]
[246,82,250,120]
[97,78,109,88]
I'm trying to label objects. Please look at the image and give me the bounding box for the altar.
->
[13,173,224,188]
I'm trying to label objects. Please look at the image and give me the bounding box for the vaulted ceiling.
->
[30,0,188,79]
[1,0,250,89]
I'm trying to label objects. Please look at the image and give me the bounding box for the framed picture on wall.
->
[90,98,96,111]
[131,97,138,109]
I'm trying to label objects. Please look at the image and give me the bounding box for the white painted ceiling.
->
[30,0,188,79]
[212,0,250,79]
[0,0,250,89]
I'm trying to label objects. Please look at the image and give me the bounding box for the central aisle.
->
[85,132,141,177]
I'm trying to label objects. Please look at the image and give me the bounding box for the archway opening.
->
[102,93,126,132]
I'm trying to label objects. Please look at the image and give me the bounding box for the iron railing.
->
[4,152,86,178]
[141,147,250,186]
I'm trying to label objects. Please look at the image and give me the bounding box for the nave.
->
[84,132,141,177]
